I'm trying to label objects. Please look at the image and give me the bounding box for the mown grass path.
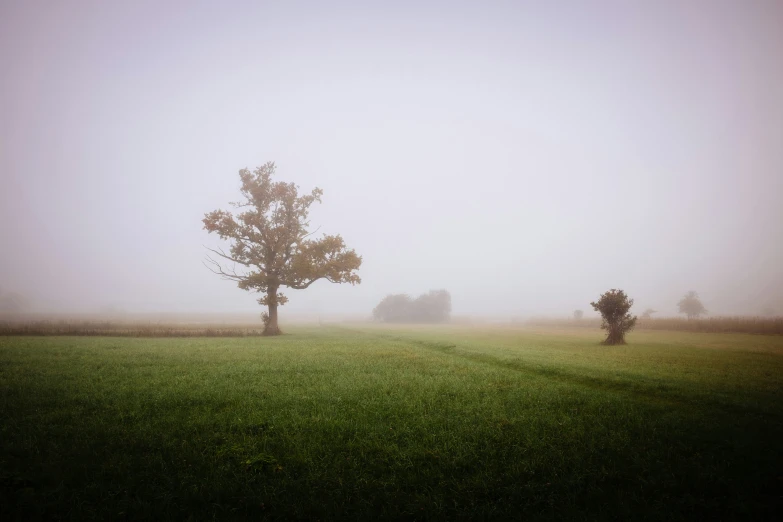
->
[1,326,781,520]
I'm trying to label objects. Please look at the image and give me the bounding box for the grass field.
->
[1,325,781,520]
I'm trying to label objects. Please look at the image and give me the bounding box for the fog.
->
[2,0,781,319]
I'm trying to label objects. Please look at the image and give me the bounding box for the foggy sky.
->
[1,0,782,318]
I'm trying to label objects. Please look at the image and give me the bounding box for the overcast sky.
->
[1,0,781,318]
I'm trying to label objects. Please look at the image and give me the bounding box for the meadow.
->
[1,325,781,520]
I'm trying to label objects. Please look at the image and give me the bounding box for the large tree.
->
[203,162,362,335]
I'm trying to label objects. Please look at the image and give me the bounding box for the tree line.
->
[201,162,766,339]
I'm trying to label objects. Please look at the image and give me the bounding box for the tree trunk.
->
[263,287,282,336]
[603,325,626,345]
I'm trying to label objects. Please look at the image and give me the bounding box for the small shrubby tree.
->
[573,309,584,320]
[590,289,637,345]
[677,291,706,319]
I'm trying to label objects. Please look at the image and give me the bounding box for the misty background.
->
[1,0,781,318]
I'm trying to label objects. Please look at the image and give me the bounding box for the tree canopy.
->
[203,162,362,335]
[677,291,706,320]
[373,290,451,323]
[590,289,637,345]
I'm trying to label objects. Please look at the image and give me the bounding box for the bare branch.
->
[300,225,322,240]
[203,257,246,282]
[204,246,252,267]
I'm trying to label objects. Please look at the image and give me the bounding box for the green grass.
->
[1,325,781,520]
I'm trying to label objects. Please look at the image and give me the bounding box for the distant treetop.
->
[677,291,706,320]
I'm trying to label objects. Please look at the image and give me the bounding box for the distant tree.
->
[412,290,452,323]
[203,162,362,335]
[573,309,584,320]
[372,294,414,323]
[373,290,452,323]
[0,288,30,314]
[641,308,657,319]
[677,291,706,320]
[590,289,638,345]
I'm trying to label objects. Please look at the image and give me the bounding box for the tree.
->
[590,289,637,345]
[203,162,362,335]
[412,289,452,323]
[641,308,657,319]
[677,291,706,320]
[372,290,452,323]
[573,309,584,320]
[372,294,414,323]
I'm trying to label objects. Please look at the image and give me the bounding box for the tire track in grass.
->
[334,326,783,421]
